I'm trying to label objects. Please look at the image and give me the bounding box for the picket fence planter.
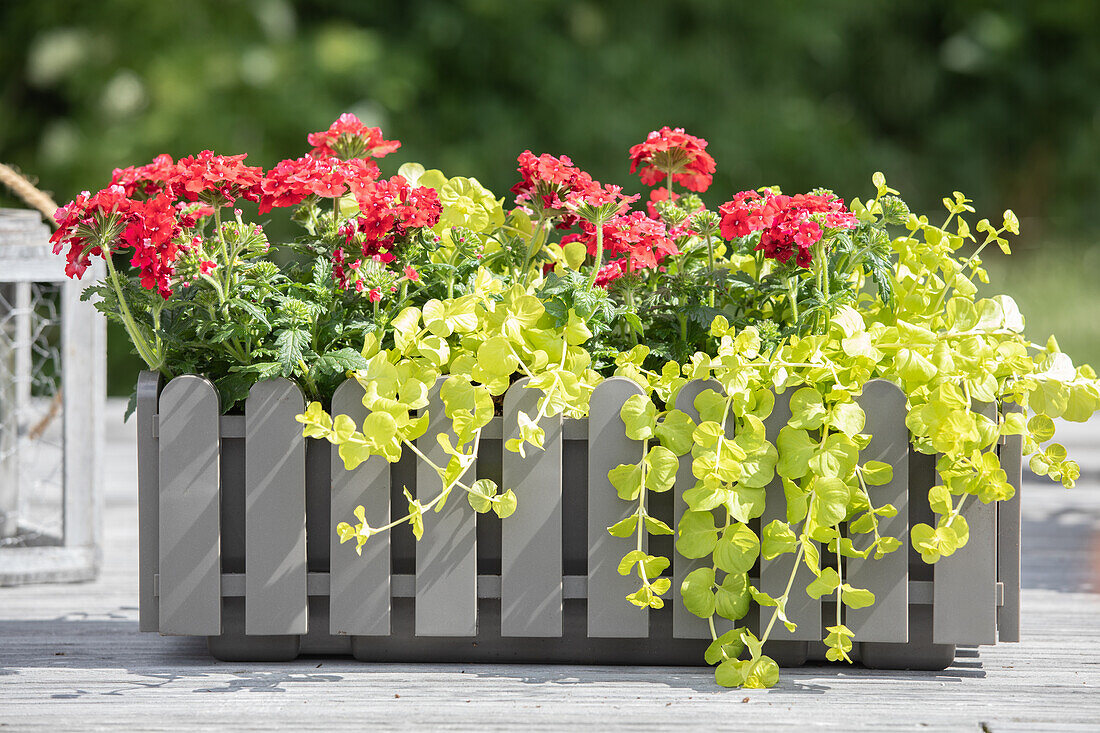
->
[137,370,1022,668]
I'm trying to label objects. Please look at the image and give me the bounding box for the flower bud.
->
[880,195,910,225]
[689,210,721,237]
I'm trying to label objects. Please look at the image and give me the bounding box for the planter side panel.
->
[329,379,391,636]
[587,377,647,638]
[415,376,477,636]
[933,401,998,646]
[997,402,1023,642]
[848,379,909,642]
[158,375,221,635]
[244,379,308,635]
[759,389,821,642]
[501,378,563,637]
[672,379,726,639]
[137,371,161,632]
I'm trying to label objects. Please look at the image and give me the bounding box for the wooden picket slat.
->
[759,389,820,641]
[997,402,1023,642]
[501,378,564,637]
[848,378,909,642]
[61,274,105,554]
[415,377,477,636]
[137,371,162,632]
[587,377,647,638]
[672,379,728,639]
[158,375,221,635]
[244,379,308,635]
[329,379,392,635]
[933,401,998,645]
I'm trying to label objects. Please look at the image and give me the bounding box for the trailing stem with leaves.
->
[51,119,1100,688]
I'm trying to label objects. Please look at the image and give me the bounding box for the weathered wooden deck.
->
[1,401,1098,731]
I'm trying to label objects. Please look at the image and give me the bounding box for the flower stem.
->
[213,205,229,275]
[297,358,320,400]
[103,248,162,373]
[625,275,639,345]
[584,219,605,290]
[788,276,800,324]
[521,216,548,286]
[705,231,716,308]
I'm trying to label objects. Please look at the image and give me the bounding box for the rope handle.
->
[0,162,60,230]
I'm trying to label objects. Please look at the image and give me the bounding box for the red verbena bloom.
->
[51,191,102,280]
[332,175,441,291]
[177,201,214,229]
[717,190,771,239]
[110,154,178,198]
[718,190,859,267]
[628,127,716,193]
[350,175,441,254]
[593,259,625,288]
[646,187,680,219]
[367,288,382,303]
[340,157,384,197]
[50,184,135,278]
[257,155,380,214]
[51,185,183,297]
[168,151,263,206]
[575,182,639,212]
[307,113,401,161]
[562,210,679,274]
[119,194,183,297]
[510,150,602,227]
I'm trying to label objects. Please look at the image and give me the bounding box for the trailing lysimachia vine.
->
[297,272,600,546]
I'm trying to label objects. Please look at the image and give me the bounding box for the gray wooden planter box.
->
[137,371,1022,669]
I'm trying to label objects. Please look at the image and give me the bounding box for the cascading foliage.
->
[51,116,1100,688]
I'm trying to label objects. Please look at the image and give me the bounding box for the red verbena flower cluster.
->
[257,155,381,214]
[307,113,401,160]
[110,154,178,198]
[562,211,678,286]
[168,151,263,206]
[176,201,215,228]
[332,175,442,290]
[121,194,183,296]
[594,260,626,288]
[53,114,410,299]
[646,188,680,219]
[718,191,859,267]
[629,127,716,193]
[51,188,119,279]
[50,185,182,296]
[511,151,606,227]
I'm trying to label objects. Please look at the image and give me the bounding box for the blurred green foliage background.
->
[2,0,1098,393]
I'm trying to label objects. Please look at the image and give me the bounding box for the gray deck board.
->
[0,401,1098,731]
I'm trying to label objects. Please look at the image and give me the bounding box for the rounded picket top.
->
[587,376,649,639]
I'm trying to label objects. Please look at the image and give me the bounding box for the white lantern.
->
[0,208,105,585]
